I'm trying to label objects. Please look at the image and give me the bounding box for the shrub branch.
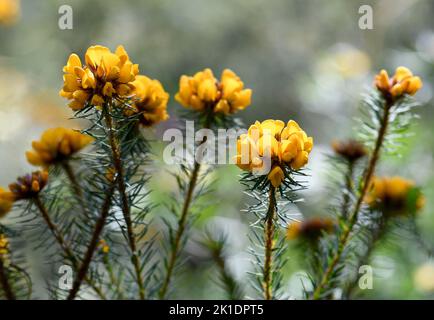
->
[263,185,276,300]
[104,102,145,300]
[312,97,392,299]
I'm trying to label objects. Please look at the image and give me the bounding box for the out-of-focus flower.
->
[98,239,110,254]
[375,67,423,99]
[286,217,335,240]
[365,176,425,217]
[0,234,9,256]
[0,0,19,26]
[235,119,313,188]
[0,187,14,218]
[26,127,93,167]
[319,46,371,78]
[60,45,139,110]
[332,139,367,162]
[414,262,434,292]
[333,48,370,78]
[125,75,169,127]
[8,170,49,200]
[175,68,252,115]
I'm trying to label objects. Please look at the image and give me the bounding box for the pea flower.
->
[332,139,367,162]
[8,170,49,200]
[175,68,252,115]
[98,239,110,254]
[235,119,313,188]
[365,176,425,217]
[0,234,9,256]
[26,128,94,167]
[0,187,14,218]
[375,66,423,99]
[60,45,139,110]
[286,218,335,240]
[0,0,19,25]
[125,75,169,126]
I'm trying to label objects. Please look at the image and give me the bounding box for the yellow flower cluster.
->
[125,75,170,127]
[365,176,425,217]
[286,218,335,241]
[60,45,139,110]
[235,120,313,188]
[175,68,252,115]
[8,170,49,201]
[0,187,14,218]
[0,234,9,256]
[26,128,93,167]
[375,66,423,99]
[0,0,19,26]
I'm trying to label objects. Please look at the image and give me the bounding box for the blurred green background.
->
[1,0,434,299]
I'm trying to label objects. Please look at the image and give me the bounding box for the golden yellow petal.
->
[268,166,285,188]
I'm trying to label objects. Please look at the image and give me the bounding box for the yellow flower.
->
[8,170,49,200]
[0,0,19,26]
[175,68,252,115]
[26,128,93,167]
[125,75,169,127]
[98,239,110,254]
[60,45,139,110]
[414,262,434,293]
[365,176,424,217]
[0,234,9,256]
[235,119,313,188]
[0,187,14,218]
[286,218,335,241]
[375,66,423,99]
[268,166,285,188]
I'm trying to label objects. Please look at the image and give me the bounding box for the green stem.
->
[159,161,201,299]
[263,185,276,300]
[103,255,125,299]
[159,110,214,300]
[341,161,354,220]
[211,246,241,300]
[344,217,385,299]
[61,161,88,217]
[67,184,115,300]
[312,98,392,300]
[104,103,145,300]
[33,196,106,300]
[0,254,15,300]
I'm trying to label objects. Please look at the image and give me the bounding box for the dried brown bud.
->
[8,170,49,200]
[332,139,367,162]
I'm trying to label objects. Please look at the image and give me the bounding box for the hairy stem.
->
[264,185,276,300]
[211,247,241,300]
[341,161,354,220]
[67,184,115,300]
[312,98,392,300]
[61,161,88,217]
[159,110,214,299]
[343,218,385,299]
[33,196,106,300]
[103,255,125,299]
[104,103,145,300]
[159,161,201,299]
[0,255,15,300]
